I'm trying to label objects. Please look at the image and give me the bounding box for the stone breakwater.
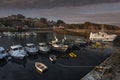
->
[53,28,120,38]
[81,49,120,80]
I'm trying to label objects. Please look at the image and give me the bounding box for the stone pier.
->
[81,49,120,80]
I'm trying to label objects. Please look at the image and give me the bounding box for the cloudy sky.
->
[0,0,120,25]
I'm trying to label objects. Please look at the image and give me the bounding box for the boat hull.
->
[51,44,68,52]
[26,50,38,55]
[10,53,26,60]
[89,32,117,42]
[0,53,8,60]
[52,47,68,52]
[35,62,48,73]
[27,52,38,55]
[49,55,57,63]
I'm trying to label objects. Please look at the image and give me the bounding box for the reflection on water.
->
[0,32,53,49]
[0,32,119,80]
[0,59,8,67]
[0,32,87,49]
[11,58,27,68]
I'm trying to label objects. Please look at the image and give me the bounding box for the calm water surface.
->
[0,32,119,80]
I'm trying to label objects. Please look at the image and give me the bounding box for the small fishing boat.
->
[0,47,8,60]
[50,35,68,52]
[31,32,37,36]
[35,62,48,73]
[51,42,68,52]
[74,38,88,48]
[89,25,117,42]
[3,32,15,37]
[49,35,59,45]
[49,55,57,63]
[69,52,77,58]
[25,43,39,55]
[9,45,26,59]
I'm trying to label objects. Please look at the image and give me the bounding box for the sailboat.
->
[51,34,68,52]
[89,24,117,42]
[61,35,67,43]
[49,33,59,44]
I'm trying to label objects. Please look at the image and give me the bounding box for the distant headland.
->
[0,14,120,36]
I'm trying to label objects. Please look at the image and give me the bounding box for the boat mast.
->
[64,35,66,40]
[53,33,58,42]
[101,24,104,32]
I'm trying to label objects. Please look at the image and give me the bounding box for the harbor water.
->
[0,32,119,80]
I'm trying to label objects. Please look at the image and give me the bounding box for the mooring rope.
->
[57,63,95,68]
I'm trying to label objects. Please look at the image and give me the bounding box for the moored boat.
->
[3,32,15,37]
[35,62,48,73]
[51,42,68,52]
[49,55,57,63]
[89,25,117,42]
[31,32,37,36]
[89,32,117,42]
[49,35,59,45]
[69,52,77,58]
[9,45,26,59]
[0,47,8,60]
[25,43,39,55]
[38,43,51,54]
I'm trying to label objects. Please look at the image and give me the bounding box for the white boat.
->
[51,42,68,52]
[49,55,57,63]
[31,32,37,36]
[35,62,48,73]
[3,32,15,37]
[89,32,117,42]
[25,32,31,36]
[0,47,8,59]
[16,32,30,36]
[9,45,26,59]
[74,38,87,44]
[49,34,68,52]
[38,43,51,54]
[89,25,117,42]
[49,34,59,44]
[16,32,26,36]
[25,43,39,55]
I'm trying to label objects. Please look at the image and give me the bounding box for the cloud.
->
[0,0,120,9]
[0,1,120,26]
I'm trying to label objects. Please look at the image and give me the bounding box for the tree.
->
[17,14,25,19]
[40,18,47,24]
[56,20,65,26]
[0,22,3,27]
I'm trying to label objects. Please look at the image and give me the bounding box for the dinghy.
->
[35,62,48,73]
